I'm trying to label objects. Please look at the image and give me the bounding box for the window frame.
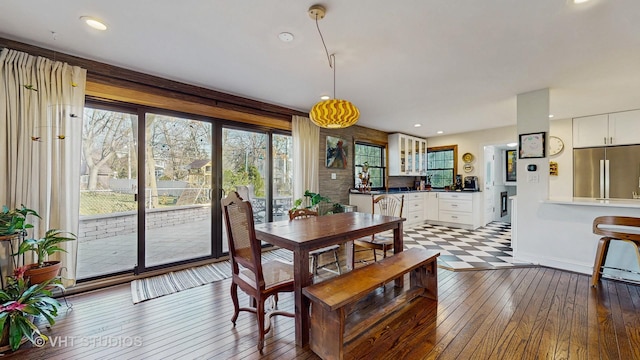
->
[353,141,386,190]
[426,145,458,189]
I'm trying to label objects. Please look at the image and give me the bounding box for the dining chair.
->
[353,194,404,262]
[591,216,640,288]
[221,191,295,352]
[288,209,341,276]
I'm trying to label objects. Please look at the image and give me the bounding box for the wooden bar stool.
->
[591,216,640,288]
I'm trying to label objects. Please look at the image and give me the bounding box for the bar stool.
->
[591,216,640,288]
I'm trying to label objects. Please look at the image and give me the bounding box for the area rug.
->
[403,222,535,271]
[131,248,292,304]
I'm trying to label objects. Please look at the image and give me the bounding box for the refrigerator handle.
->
[599,160,605,198]
[604,159,610,198]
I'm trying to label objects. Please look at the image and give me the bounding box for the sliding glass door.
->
[77,102,292,280]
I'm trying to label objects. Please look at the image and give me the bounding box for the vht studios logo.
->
[37,335,143,348]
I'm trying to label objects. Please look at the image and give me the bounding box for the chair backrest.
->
[221,191,264,285]
[372,194,404,217]
[593,216,640,241]
[235,185,254,201]
[289,208,319,220]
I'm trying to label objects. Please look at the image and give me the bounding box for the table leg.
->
[346,240,354,271]
[394,222,404,288]
[293,248,311,346]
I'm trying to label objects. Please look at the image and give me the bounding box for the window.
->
[426,145,457,188]
[354,142,385,189]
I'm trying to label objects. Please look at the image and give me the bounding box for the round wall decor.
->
[463,163,474,173]
[462,152,474,163]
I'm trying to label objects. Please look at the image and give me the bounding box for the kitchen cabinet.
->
[404,192,425,227]
[388,133,427,176]
[428,192,482,230]
[424,192,439,221]
[573,110,640,148]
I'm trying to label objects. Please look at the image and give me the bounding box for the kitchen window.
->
[426,145,457,188]
[354,142,385,189]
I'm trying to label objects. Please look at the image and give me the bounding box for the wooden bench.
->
[302,247,439,360]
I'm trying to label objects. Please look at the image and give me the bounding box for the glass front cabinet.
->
[388,133,428,176]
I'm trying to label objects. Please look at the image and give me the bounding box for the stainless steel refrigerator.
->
[574,145,640,199]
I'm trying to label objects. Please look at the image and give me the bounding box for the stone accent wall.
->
[318,125,389,205]
[78,205,210,243]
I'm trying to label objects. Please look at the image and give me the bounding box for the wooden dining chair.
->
[591,216,640,288]
[288,209,341,275]
[354,194,404,262]
[221,191,295,352]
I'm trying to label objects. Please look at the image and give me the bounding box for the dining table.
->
[253,211,405,347]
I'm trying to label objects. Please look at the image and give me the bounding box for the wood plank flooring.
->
[4,266,640,359]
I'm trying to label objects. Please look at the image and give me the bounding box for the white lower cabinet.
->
[424,192,439,221]
[428,192,482,230]
[404,192,425,227]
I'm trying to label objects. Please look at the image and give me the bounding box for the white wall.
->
[548,118,573,198]
[427,125,517,187]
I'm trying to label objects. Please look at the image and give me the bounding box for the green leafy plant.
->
[0,205,40,236]
[16,229,76,269]
[0,267,64,351]
[291,190,332,211]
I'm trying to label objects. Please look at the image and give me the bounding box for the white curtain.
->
[0,48,86,287]
[292,115,319,201]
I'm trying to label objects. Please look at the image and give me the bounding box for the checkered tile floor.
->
[403,222,534,271]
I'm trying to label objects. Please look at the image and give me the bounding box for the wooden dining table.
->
[253,211,405,347]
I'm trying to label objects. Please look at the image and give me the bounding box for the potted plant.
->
[1,204,76,285]
[15,229,76,285]
[291,190,332,215]
[0,266,64,352]
[0,205,39,239]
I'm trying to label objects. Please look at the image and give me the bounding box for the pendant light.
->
[308,5,360,129]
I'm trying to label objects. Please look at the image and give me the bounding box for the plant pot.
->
[25,261,61,285]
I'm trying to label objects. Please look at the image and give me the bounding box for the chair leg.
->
[230,283,240,326]
[257,298,265,353]
[592,237,612,288]
[311,254,319,275]
[372,248,378,262]
[333,249,341,274]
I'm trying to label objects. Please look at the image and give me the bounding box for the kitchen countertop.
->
[350,188,481,194]
[545,197,640,208]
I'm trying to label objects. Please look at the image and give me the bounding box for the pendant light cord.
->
[315,15,337,99]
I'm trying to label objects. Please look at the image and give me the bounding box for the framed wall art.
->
[519,132,546,159]
[326,136,348,168]
[505,149,517,182]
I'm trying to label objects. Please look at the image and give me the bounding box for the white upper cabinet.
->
[573,110,640,148]
[608,110,640,146]
[388,133,427,176]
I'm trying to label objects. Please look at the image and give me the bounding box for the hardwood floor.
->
[5,266,640,359]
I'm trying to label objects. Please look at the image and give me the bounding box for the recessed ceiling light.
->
[278,32,294,42]
[320,95,330,100]
[549,114,554,118]
[572,0,590,4]
[507,142,518,147]
[436,130,444,134]
[414,124,422,128]
[80,16,107,31]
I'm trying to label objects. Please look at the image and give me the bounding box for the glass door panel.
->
[77,107,138,279]
[272,134,293,221]
[144,113,213,268]
[221,128,268,251]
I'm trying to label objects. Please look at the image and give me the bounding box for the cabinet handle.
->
[604,137,607,144]
[451,215,458,219]
[451,204,458,207]
[610,137,613,144]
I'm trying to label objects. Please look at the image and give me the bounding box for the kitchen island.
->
[515,197,640,283]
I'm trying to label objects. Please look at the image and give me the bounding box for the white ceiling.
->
[1,0,640,137]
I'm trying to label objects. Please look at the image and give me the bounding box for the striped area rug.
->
[131,248,293,304]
